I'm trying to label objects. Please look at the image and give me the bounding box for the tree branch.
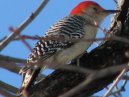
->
[0,0,49,51]
[0,61,22,74]
[0,55,26,63]
[59,65,129,97]
[0,88,16,97]
[103,69,127,97]
[0,81,18,94]
[123,75,129,80]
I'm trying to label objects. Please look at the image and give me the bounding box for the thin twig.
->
[20,39,32,51]
[0,61,22,74]
[111,75,128,96]
[0,55,26,63]
[105,87,118,97]
[113,0,117,4]
[122,75,129,80]
[103,69,127,97]
[0,61,46,79]
[0,55,26,74]
[15,35,40,40]
[0,88,16,97]
[115,85,122,97]
[111,87,124,96]
[4,33,129,47]
[22,34,129,44]
[0,81,18,94]
[0,0,49,51]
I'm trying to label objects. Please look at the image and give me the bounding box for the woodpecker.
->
[19,1,119,95]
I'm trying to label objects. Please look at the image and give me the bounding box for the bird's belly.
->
[59,42,90,63]
[44,26,97,65]
[45,41,92,65]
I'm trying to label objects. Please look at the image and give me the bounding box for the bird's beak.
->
[102,10,120,14]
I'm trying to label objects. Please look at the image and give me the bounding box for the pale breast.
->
[45,26,97,65]
[44,25,98,66]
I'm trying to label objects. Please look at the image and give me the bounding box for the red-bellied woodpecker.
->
[19,1,119,95]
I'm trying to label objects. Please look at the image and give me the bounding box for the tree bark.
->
[23,0,129,97]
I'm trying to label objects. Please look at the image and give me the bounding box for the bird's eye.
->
[93,7,98,12]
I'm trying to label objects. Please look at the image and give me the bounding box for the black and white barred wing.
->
[28,39,73,64]
[28,16,85,64]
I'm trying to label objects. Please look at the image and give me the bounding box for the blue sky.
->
[0,0,128,97]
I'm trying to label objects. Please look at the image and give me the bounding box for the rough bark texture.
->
[23,0,129,97]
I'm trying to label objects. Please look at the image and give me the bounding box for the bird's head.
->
[70,1,119,23]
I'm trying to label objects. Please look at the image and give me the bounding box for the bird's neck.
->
[83,14,102,26]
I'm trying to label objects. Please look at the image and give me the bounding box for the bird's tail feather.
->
[17,66,41,96]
